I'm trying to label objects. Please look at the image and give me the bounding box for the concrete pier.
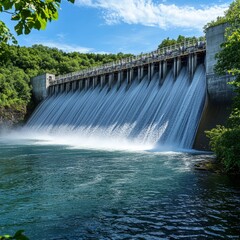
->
[31,73,55,101]
[193,23,235,150]
[206,23,235,103]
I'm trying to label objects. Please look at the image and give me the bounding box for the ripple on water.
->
[0,142,239,239]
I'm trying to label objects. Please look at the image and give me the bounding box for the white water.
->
[23,65,206,151]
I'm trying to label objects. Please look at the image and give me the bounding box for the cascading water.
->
[24,65,206,151]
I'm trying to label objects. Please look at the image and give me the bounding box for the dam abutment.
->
[193,24,235,150]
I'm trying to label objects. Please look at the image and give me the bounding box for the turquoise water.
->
[0,138,239,239]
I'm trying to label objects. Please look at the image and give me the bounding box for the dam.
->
[29,24,235,150]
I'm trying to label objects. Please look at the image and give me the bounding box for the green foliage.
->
[215,29,240,77]
[226,0,240,27]
[0,44,133,76]
[158,35,205,49]
[158,37,177,48]
[0,230,29,240]
[215,0,240,110]
[203,16,228,32]
[206,126,240,172]
[203,0,240,31]
[206,0,240,173]
[0,22,17,44]
[0,0,75,44]
[0,67,31,107]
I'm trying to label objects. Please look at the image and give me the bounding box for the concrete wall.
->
[206,23,235,103]
[194,23,235,150]
[193,97,232,150]
[31,73,55,102]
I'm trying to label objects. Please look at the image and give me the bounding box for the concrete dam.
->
[29,24,234,150]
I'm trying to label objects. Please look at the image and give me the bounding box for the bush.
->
[0,230,29,240]
[206,126,240,172]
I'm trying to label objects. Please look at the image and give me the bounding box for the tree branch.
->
[3,10,14,15]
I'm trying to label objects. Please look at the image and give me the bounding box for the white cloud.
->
[76,0,229,30]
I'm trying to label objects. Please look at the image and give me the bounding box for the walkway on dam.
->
[48,40,206,88]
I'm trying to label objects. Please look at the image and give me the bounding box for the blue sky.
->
[1,0,231,54]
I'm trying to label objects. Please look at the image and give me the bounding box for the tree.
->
[215,0,240,79]
[0,0,75,44]
[158,35,204,49]
[206,0,240,173]
[158,37,177,48]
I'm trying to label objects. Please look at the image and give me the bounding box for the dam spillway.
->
[27,64,206,150]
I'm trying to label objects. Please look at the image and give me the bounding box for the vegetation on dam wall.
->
[206,0,240,173]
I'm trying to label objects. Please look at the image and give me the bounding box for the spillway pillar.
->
[194,53,198,71]
[72,81,77,92]
[117,71,123,88]
[148,63,151,80]
[173,58,177,80]
[48,86,53,95]
[65,83,70,92]
[187,54,191,78]
[151,63,155,79]
[159,61,162,80]
[140,66,144,81]
[126,69,129,84]
[79,81,83,91]
[109,73,113,88]
[177,57,181,77]
[60,83,64,92]
[129,68,133,84]
[93,77,98,88]
[188,53,197,79]
[162,61,167,80]
[55,85,59,94]
[188,53,194,79]
[137,67,141,82]
[100,75,105,89]
[85,78,89,90]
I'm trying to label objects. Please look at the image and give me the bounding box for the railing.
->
[50,40,206,86]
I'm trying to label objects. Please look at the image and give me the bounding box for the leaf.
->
[3,235,12,239]
[13,230,29,240]
[34,19,41,30]
[38,17,47,30]
[1,0,14,10]
[11,15,20,21]
[52,10,58,21]
[14,22,23,35]
[20,9,32,19]
[24,26,31,35]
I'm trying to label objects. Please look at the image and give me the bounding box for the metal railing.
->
[50,40,206,86]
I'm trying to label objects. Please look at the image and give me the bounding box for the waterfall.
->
[25,65,206,151]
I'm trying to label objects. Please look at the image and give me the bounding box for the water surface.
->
[0,138,239,239]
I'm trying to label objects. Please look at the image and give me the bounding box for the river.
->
[0,136,239,239]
